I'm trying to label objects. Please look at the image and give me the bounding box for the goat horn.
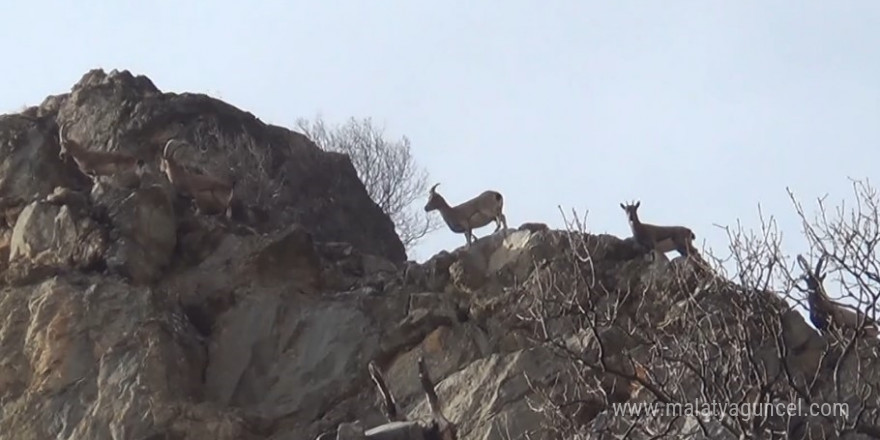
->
[163,139,177,158]
[58,122,68,143]
[815,254,826,277]
[429,183,440,194]
[418,356,450,425]
[796,255,811,274]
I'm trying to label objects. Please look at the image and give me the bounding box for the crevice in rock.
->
[183,304,214,338]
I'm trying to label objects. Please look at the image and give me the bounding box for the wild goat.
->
[160,139,234,215]
[620,201,697,260]
[424,183,507,246]
[796,254,879,338]
[58,122,145,183]
[318,356,458,440]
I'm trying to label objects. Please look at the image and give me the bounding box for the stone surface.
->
[23,68,405,264]
[0,69,877,440]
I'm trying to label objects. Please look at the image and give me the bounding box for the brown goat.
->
[160,139,234,215]
[796,254,879,338]
[424,183,507,246]
[58,122,145,184]
[620,201,697,260]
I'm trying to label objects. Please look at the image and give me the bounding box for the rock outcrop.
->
[5,68,405,276]
[0,69,878,440]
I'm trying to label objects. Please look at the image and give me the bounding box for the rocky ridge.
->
[0,69,877,440]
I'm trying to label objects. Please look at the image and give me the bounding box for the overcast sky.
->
[2,1,879,311]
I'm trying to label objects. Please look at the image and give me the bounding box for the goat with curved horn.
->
[795,253,879,338]
[57,121,145,185]
[424,183,508,247]
[159,138,234,216]
[369,360,406,423]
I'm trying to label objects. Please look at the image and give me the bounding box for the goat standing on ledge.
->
[160,139,234,216]
[620,200,697,261]
[318,356,457,440]
[424,183,507,247]
[58,122,146,185]
[796,254,879,338]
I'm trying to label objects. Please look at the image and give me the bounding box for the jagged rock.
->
[104,185,177,283]
[9,201,107,272]
[51,68,405,263]
[401,251,456,293]
[205,293,385,420]
[0,277,248,439]
[448,250,488,293]
[245,224,322,290]
[518,221,549,233]
[403,348,566,440]
[0,68,878,440]
[0,114,87,203]
[318,241,404,294]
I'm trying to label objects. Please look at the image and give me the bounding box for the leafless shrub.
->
[295,115,440,251]
[517,180,880,439]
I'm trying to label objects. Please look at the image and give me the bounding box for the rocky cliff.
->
[0,69,877,440]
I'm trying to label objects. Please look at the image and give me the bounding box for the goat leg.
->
[84,170,101,186]
[633,241,655,261]
[675,244,689,258]
[642,242,656,262]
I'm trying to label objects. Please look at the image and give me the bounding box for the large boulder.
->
[22,68,406,263]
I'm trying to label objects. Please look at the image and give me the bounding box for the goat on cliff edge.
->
[620,200,698,261]
[424,183,507,247]
[160,139,234,216]
[57,122,146,185]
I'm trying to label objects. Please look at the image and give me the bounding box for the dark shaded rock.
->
[247,224,322,291]
[518,222,549,233]
[41,68,404,263]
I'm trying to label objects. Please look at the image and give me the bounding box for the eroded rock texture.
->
[0,69,878,440]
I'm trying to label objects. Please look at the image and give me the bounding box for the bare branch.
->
[295,116,441,252]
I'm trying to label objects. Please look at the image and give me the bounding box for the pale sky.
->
[3,2,879,309]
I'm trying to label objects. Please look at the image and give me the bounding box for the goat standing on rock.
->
[620,200,698,261]
[160,139,234,215]
[424,183,507,247]
[57,122,146,185]
[796,254,879,338]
